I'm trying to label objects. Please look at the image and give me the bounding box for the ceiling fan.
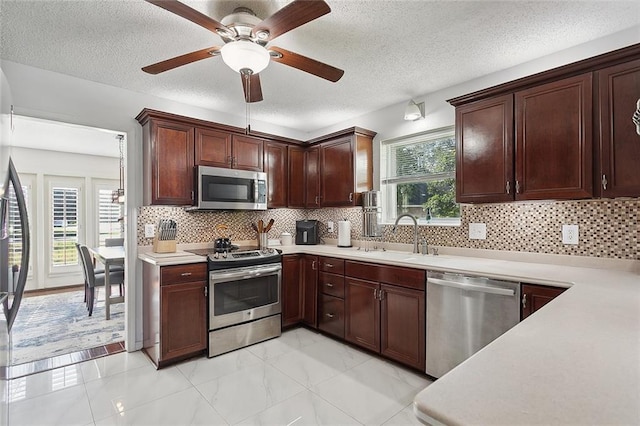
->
[141,0,344,103]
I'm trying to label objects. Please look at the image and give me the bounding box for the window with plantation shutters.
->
[51,186,79,267]
[98,188,122,246]
[7,183,29,269]
[381,126,460,225]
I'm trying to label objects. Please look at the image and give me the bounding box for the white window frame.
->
[93,179,123,247]
[45,176,84,276]
[380,126,460,226]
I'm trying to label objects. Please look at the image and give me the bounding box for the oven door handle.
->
[211,264,282,282]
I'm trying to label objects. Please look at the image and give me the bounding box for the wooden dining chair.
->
[78,244,124,316]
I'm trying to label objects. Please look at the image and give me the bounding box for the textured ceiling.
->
[1,0,639,134]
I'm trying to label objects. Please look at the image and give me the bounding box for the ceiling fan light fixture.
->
[221,40,270,74]
[404,100,425,121]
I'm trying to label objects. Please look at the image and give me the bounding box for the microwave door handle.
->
[254,180,259,203]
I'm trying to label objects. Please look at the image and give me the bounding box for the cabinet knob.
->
[311,260,316,270]
[204,286,208,297]
[601,174,608,190]
[515,180,521,194]
[181,272,192,276]
[325,283,334,287]
[326,313,335,319]
[506,181,510,194]
[349,192,353,202]
[325,263,334,268]
[522,293,527,309]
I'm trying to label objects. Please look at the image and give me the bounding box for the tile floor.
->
[8,328,432,425]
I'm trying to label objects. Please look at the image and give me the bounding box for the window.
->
[381,126,460,225]
[97,188,122,246]
[51,186,79,267]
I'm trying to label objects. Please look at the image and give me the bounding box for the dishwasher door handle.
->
[428,277,515,297]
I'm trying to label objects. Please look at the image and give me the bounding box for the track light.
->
[404,100,425,121]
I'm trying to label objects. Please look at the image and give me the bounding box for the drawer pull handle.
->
[181,272,192,276]
[326,283,334,287]
[326,313,335,319]
[325,263,334,268]
[312,260,316,270]
[522,293,527,309]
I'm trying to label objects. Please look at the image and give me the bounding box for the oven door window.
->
[214,273,279,316]
[202,175,254,203]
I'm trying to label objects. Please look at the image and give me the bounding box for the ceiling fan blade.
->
[145,0,232,36]
[269,47,344,82]
[142,46,221,74]
[241,73,264,103]
[253,0,330,41]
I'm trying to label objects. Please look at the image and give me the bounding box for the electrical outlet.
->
[328,221,334,233]
[562,224,579,245]
[144,224,155,238]
[469,223,487,240]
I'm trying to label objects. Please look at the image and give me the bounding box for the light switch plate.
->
[144,224,155,238]
[562,224,579,245]
[469,223,487,240]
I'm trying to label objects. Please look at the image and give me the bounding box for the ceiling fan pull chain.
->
[245,71,251,134]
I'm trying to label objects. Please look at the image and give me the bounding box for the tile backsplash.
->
[138,198,639,260]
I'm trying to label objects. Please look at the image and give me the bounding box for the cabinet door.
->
[320,137,355,206]
[456,95,514,203]
[318,294,344,338]
[149,120,195,205]
[305,146,321,208]
[380,284,425,370]
[281,254,302,327]
[345,277,380,353]
[515,73,593,200]
[302,255,318,328]
[232,135,264,171]
[287,146,306,208]
[521,284,567,320]
[195,128,232,168]
[597,59,640,198]
[160,281,207,362]
[264,141,288,208]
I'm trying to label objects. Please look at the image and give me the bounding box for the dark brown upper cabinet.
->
[305,146,321,208]
[263,141,288,208]
[596,59,640,198]
[195,129,263,172]
[456,94,514,203]
[515,73,593,200]
[450,43,640,203]
[142,118,195,206]
[287,145,306,208]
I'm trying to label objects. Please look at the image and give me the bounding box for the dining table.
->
[88,245,125,320]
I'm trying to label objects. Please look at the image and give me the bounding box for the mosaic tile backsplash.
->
[138,199,639,260]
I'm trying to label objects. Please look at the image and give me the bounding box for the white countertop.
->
[137,243,640,424]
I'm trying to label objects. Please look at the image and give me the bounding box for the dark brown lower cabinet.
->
[282,254,303,327]
[318,294,345,338]
[142,262,208,368]
[521,283,567,320]
[302,255,318,328]
[161,280,208,362]
[345,261,426,370]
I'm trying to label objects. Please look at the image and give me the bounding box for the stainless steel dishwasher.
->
[426,271,520,378]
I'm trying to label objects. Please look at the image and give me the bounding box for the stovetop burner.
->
[185,246,282,270]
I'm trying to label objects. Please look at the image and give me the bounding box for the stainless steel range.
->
[186,246,282,357]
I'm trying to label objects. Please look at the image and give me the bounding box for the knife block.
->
[153,237,176,253]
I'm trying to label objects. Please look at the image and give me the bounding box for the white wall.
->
[10,147,119,291]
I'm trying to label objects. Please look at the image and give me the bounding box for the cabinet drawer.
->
[318,294,344,339]
[345,261,425,291]
[319,257,345,274]
[319,272,345,298]
[161,263,207,285]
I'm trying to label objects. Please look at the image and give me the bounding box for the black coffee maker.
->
[295,220,319,245]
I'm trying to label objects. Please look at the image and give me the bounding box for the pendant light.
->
[111,134,125,204]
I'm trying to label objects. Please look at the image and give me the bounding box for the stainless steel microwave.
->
[191,166,267,210]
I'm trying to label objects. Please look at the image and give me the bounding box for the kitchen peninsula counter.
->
[277,244,640,425]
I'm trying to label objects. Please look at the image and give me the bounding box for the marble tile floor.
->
[7,327,433,426]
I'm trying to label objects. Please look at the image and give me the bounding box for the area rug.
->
[10,289,124,365]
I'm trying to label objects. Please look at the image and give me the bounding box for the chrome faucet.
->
[392,214,419,254]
